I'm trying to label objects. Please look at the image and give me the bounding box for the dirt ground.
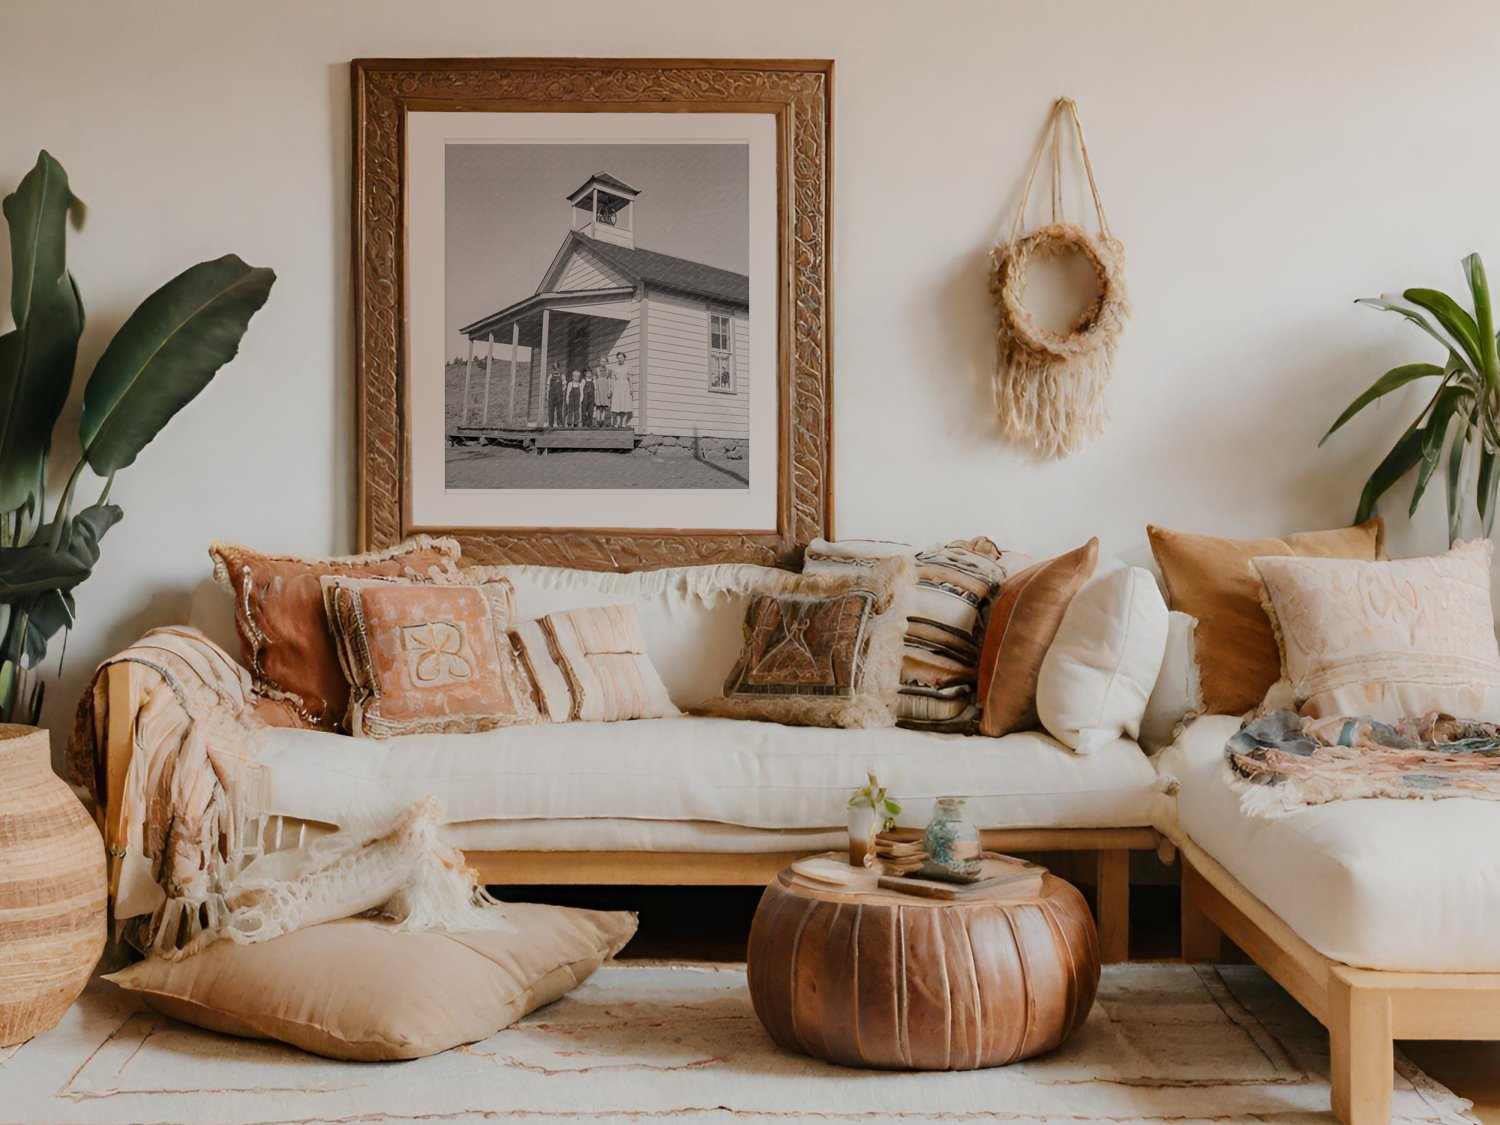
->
[445,443,749,489]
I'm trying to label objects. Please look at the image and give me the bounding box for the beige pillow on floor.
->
[1254,539,1500,722]
[105,903,637,1061]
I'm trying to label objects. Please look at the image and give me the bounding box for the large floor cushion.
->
[249,717,1159,834]
[1159,715,1500,973]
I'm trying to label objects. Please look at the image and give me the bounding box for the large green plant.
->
[0,151,274,724]
[1323,253,1500,544]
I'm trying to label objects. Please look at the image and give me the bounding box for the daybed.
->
[1161,714,1500,1125]
[90,560,1162,964]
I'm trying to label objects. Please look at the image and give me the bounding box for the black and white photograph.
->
[444,142,751,491]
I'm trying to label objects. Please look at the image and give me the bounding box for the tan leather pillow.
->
[210,537,461,729]
[977,539,1099,737]
[1147,518,1385,716]
[104,904,637,1061]
[323,575,540,737]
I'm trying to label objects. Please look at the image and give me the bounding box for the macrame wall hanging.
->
[990,97,1129,460]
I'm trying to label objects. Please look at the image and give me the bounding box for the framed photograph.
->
[352,58,833,569]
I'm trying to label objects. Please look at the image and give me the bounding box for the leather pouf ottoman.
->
[747,866,1099,1070]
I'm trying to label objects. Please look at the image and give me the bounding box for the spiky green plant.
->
[0,151,274,724]
[1323,253,1500,544]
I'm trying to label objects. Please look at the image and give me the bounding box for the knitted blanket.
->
[69,627,509,959]
[1226,708,1500,816]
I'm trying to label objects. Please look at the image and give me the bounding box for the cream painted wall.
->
[2,0,1497,744]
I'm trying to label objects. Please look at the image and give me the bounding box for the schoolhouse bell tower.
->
[567,172,639,249]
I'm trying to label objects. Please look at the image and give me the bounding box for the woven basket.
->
[0,724,106,1046]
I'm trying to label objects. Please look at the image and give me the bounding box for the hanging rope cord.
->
[990,97,1129,460]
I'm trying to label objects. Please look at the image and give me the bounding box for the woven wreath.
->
[991,100,1129,460]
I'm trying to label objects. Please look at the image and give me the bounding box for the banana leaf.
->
[79,254,274,474]
[0,152,84,513]
[0,542,91,599]
[1320,362,1443,445]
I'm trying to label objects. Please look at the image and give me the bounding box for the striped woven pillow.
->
[803,538,1026,732]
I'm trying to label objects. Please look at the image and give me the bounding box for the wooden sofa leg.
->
[1179,858,1224,963]
[1094,848,1129,964]
[1328,968,1393,1125]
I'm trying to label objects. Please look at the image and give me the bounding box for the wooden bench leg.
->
[1179,858,1224,963]
[1329,968,1393,1125]
[1094,848,1129,964]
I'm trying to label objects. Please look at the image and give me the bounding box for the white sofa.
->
[97,561,1167,963]
[1159,714,1500,1124]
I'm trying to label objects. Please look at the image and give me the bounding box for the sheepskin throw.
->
[991,98,1129,460]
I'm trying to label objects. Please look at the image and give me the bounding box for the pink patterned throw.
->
[1226,709,1500,816]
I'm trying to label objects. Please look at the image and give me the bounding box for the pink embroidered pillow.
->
[510,603,679,723]
[1254,540,1500,722]
[322,575,539,738]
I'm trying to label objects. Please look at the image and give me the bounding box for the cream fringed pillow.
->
[106,905,637,1061]
[699,555,916,729]
[1254,540,1500,722]
[510,603,680,723]
[323,575,539,738]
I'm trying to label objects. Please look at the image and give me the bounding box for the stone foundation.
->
[635,434,748,461]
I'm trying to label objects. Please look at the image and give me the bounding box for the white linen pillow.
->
[1036,564,1169,754]
[1253,540,1500,722]
[1138,611,1202,751]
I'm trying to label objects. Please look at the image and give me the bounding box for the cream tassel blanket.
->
[991,98,1129,460]
[70,628,508,960]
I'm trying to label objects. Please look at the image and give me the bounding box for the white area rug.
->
[0,962,1475,1124]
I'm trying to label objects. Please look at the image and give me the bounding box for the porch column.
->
[509,322,519,425]
[536,308,551,425]
[481,334,495,425]
[461,335,475,425]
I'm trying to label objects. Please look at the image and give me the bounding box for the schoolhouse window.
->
[708,312,735,393]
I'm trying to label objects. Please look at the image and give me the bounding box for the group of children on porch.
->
[546,351,635,429]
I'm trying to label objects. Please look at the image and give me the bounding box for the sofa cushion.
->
[492,563,791,710]
[1146,518,1385,717]
[322,575,539,738]
[210,537,461,730]
[248,716,1159,832]
[1159,714,1500,972]
[510,603,679,723]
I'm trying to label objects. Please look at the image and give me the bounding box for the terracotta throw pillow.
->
[976,539,1099,738]
[322,575,539,738]
[700,555,916,729]
[105,904,637,1061]
[210,537,461,729]
[510,603,679,723]
[1254,540,1500,722]
[1147,518,1385,716]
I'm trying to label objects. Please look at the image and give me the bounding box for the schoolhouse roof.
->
[573,231,749,306]
[565,171,641,202]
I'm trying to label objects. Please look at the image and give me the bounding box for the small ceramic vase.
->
[921,797,983,882]
[847,804,878,867]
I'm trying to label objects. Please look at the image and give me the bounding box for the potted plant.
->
[0,150,272,1045]
[0,151,274,724]
[846,772,901,865]
[1323,253,1500,543]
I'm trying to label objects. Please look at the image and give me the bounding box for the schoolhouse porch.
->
[455,287,636,435]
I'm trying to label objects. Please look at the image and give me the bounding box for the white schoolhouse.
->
[458,172,750,454]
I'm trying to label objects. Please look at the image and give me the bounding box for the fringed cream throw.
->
[70,628,509,959]
[991,98,1129,460]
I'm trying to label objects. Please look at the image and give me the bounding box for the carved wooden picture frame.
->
[352,58,833,569]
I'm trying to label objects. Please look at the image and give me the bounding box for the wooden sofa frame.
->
[1179,835,1500,1125]
[99,661,1156,963]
